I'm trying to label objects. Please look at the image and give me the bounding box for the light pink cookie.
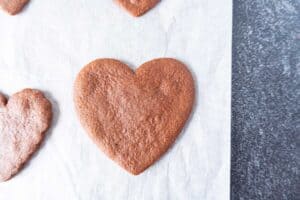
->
[0,89,52,181]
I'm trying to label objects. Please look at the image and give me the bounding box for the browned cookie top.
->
[0,0,29,15]
[74,58,194,175]
[116,0,160,17]
[0,89,52,181]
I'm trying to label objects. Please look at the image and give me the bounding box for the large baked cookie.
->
[74,58,194,175]
[116,0,160,17]
[0,89,52,181]
[0,0,29,15]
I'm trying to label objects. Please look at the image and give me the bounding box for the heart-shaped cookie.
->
[0,0,29,15]
[74,58,194,175]
[116,0,160,17]
[0,89,52,181]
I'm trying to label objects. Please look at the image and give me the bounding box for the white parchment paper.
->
[0,0,232,199]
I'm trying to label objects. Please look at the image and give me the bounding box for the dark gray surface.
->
[231,0,300,199]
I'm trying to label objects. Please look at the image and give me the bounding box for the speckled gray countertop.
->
[231,0,299,199]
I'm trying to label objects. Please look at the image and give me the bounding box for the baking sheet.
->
[0,0,232,199]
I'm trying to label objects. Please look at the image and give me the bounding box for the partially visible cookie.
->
[74,58,195,175]
[116,0,160,17]
[0,0,29,15]
[0,89,52,182]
